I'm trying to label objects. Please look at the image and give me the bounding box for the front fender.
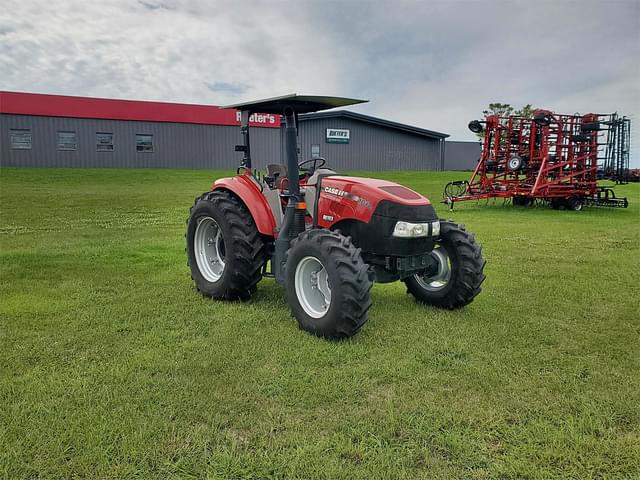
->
[212,175,276,238]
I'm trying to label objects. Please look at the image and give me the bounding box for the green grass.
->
[1,167,639,479]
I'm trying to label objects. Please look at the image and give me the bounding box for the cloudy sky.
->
[1,0,639,163]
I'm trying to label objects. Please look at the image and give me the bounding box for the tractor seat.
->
[265,164,288,189]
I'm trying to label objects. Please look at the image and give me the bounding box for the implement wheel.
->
[513,196,534,207]
[286,229,372,339]
[186,190,265,300]
[508,155,524,171]
[550,198,563,210]
[567,197,584,211]
[404,221,485,309]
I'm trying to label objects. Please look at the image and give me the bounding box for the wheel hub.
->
[295,256,332,318]
[414,247,452,292]
[194,216,226,282]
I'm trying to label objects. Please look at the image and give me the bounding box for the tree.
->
[482,102,514,118]
[514,104,534,118]
[475,103,535,140]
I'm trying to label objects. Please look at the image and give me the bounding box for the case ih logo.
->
[236,111,277,125]
[326,128,350,144]
[323,186,346,197]
[322,186,371,208]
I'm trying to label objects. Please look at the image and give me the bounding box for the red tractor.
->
[186,95,485,339]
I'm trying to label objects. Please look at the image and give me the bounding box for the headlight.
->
[392,220,440,238]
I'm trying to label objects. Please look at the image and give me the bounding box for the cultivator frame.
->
[445,109,630,210]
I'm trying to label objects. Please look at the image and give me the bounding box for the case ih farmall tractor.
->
[186,95,485,339]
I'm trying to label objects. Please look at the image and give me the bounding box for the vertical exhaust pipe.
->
[274,107,305,284]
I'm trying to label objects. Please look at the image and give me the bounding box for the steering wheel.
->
[298,157,326,176]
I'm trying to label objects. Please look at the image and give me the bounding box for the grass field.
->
[1,168,639,479]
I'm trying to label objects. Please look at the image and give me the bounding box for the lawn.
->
[1,168,639,479]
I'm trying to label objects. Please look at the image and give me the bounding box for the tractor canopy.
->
[219,94,368,188]
[220,94,367,114]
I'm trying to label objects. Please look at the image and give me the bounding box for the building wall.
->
[0,114,280,169]
[1,113,452,171]
[297,117,444,171]
[444,140,481,171]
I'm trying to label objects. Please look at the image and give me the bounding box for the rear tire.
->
[404,221,485,309]
[186,190,264,300]
[286,229,372,339]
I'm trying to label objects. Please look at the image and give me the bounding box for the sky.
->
[1,0,639,164]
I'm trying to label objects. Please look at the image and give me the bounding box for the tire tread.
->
[404,220,485,309]
[287,229,372,339]
[186,190,265,300]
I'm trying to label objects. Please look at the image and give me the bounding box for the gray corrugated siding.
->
[297,117,443,171]
[1,113,450,171]
[0,114,280,169]
[444,140,481,170]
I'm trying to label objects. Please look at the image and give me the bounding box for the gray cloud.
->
[206,82,250,95]
[0,0,638,164]
[137,0,175,11]
[0,25,15,36]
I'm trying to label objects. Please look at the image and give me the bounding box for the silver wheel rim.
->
[414,247,452,292]
[194,216,225,283]
[294,256,331,318]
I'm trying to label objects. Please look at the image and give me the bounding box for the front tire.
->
[186,190,264,300]
[286,229,372,339]
[404,221,485,309]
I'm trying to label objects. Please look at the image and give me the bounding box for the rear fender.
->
[212,175,277,238]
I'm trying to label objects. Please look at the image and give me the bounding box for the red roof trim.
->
[0,91,280,128]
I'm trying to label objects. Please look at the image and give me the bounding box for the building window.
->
[57,131,77,151]
[311,144,320,158]
[96,132,114,152]
[136,134,153,152]
[10,129,32,149]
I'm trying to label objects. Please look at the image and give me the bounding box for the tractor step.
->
[262,262,275,278]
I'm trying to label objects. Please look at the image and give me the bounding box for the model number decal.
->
[322,186,372,208]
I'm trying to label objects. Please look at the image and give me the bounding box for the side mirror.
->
[468,120,484,134]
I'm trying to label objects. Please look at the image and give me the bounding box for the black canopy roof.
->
[220,94,367,114]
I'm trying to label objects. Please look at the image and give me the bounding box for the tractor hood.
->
[320,175,431,207]
[315,175,436,228]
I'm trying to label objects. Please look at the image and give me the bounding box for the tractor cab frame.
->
[222,94,368,284]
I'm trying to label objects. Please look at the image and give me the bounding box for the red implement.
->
[445,110,630,210]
